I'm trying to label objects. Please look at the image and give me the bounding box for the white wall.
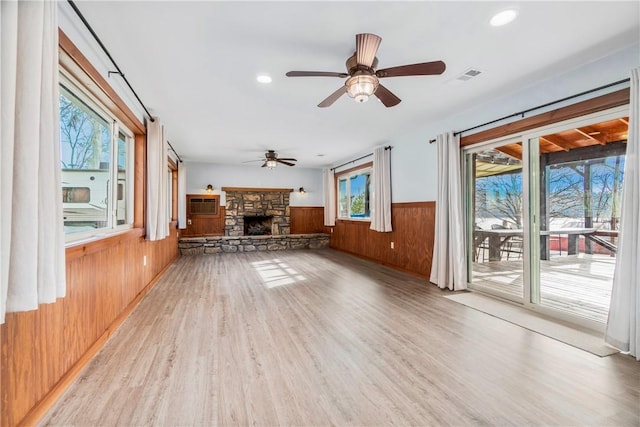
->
[333,44,639,203]
[186,162,323,207]
[58,3,146,122]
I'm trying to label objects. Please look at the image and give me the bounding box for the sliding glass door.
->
[465,137,525,303]
[465,107,628,327]
[529,115,627,324]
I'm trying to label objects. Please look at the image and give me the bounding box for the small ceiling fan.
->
[286,33,446,108]
[247,150,297,168]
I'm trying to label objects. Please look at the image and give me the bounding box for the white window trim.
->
[60,70,134,245]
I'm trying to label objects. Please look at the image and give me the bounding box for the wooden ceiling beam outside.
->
[540,135,571,151]
[575,127,607,145]
[494,145,523,160]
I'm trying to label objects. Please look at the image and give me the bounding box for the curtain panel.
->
[146,118,170,240]
[177,161,187,229]
[370,146,392,232]
[323,168,336,226]
[1,0,66,323]
[605,67,640,360]
[430,132,467,291]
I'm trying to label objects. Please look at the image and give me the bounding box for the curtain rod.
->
[67,0,184,162]
[428,77,630,143]
[67,0,157,125]
[167,141,183,163]
[330,146,391,171]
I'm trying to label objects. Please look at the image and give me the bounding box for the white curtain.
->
[146,118,169,240]
[605,67,640,360]
[370,146,392,232]
[177,161,187,229]
[323,168,336,226]
[430,132,467,291]
[1,0,66,323]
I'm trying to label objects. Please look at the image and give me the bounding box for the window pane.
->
[117,131,128,225]
[349,172,370,218]
[338,178,348,218]
[59,86,112,234]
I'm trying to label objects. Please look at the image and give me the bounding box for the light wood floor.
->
[41,249,639,426]
[472,254,615,323]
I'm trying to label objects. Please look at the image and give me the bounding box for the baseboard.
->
[18,255,178,427]
[329,246,430,280]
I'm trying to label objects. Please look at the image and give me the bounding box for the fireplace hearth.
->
[244,215,273,236]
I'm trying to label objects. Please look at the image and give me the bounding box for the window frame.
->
[60,70,134,243]
[335,162,373,221]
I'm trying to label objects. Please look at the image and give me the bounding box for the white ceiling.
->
[65,1,639,168]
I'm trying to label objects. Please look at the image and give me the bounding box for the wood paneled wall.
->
[290,206,327,234]
[330,202,435,278]
[180,206,226,237]
[0,225,179,427]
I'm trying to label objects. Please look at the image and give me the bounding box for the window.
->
[337,166,372,220]
[62,187,90,203]
[59,75,133,239]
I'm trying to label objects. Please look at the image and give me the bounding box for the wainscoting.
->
[180,206,323,237]
[0,225,179,426]
[330,202,436,278]
[180,206,226,237]
[290,206,327,234]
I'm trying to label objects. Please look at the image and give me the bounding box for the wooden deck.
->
[471,254,615,323]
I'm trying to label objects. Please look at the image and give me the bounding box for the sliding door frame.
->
[464,105,629,331]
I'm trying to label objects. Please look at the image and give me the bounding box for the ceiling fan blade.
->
[373,84,401,107]
[278,158,297,161]
[286,71,348,78]
[261,162,268,168]
[318,86,347,108]
[277,160,296,167]
[376,61,446,78]
[241,159,264,163]
[356,33,382,68]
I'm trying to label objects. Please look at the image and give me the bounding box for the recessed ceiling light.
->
[490,9,517,27]
[256,74,272,84]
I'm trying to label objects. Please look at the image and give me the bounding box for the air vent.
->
[456,68,482,81]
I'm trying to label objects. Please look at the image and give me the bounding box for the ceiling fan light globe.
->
[346,74,378,103]
[266,160,277,169]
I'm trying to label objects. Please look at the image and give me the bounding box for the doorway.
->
[465,107,628,327]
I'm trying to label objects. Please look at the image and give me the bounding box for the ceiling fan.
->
[286,33,446,108]
[251,150,297,168]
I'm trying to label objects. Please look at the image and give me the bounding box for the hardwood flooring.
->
[40,249,639,426]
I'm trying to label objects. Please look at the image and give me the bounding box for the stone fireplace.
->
[222,187,291,237]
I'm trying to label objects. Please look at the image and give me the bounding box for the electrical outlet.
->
[390,241,394,249]
[331,228,334,233]
[143,255,147,266]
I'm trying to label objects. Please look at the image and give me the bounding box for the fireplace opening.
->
[244,215,273,236]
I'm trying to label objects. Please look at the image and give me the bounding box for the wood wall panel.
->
[290,207,327,234]
[0,225,179,427]
[330,202,435,278]
[180,206,226,237]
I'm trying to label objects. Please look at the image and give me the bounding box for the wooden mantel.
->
[221,187,294,193]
